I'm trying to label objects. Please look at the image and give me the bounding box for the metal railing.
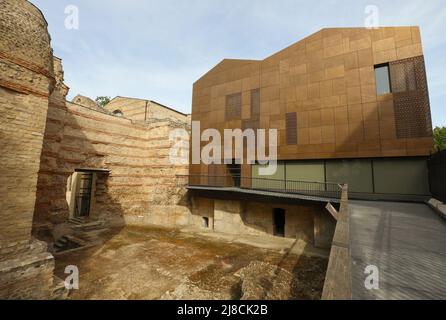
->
[176,174,342,199]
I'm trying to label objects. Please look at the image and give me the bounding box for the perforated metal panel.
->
[286,112,297,145]
[390,56,432,139]
[225,93,242,121]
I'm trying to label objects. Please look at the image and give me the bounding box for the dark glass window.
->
[374,64,391,95]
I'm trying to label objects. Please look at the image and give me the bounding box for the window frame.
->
[374,63,392,96]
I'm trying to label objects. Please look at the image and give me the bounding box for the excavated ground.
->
[54,225,329,300]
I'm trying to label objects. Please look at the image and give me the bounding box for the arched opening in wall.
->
[112,109,124,117]
[66,171,97,219]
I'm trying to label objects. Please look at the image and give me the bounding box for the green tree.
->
[433,126,446,152]
[95,96,111,107]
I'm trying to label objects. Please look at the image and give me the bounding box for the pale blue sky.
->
[33,0,445,126]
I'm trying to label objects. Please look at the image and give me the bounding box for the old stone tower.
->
[0,0,57,298]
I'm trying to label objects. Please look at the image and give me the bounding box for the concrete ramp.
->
[349,200,446,299]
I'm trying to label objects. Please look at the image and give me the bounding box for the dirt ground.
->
[54,225,329,300]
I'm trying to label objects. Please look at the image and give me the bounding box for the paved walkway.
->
[349,200,446,299]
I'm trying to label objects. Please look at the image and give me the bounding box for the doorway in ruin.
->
[273,208,285,237]
[66,171,98,219]
[75,173,93,217]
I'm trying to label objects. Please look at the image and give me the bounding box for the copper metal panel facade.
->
[242,119,260,131]
[242,89,260,130]
[390,56,432,139]
[190,27,434,178]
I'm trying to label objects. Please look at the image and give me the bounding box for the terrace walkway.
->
[179,175,446,299]
[186,185,342,204]
[349,200,446,299]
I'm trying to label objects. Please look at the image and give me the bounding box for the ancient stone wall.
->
[147,101,189,123]
[0,240,55,299]
[105,96,189,123]
[0,0,54,82]
[71,94,105,112]
[122,119,190,226]
[34,91,190,235]
[191,197,335,248]
[0,0,57,299]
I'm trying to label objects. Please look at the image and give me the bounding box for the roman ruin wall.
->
[191,197,336,249]
[105,97,189,122]
[33,60,191,240]
[0,0,57,299]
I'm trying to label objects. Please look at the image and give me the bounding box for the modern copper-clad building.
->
[190,27,434,196]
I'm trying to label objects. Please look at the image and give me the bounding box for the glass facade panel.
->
[251,163,285,190]
[373,158,430,195]
[326,159,373,193]
[375,65,391,95]
[285,161,325,183]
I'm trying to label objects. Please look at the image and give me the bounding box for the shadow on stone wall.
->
[32,100,128,245]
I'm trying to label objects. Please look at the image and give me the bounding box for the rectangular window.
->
[374,64,391,95]
[225,93,242,120]
[250,88,260,119]
[285,112,297,145]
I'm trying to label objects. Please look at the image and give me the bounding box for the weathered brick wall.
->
[105,96,189,122]
[147,101,189,123]
[123,119,190,226]
[0,89,51,244]
[34,59,191,234]
[0,0,54,81]
[0,0,54,248]
[0,240,54,299]
[34,97,191,231]
[191,197,335,248]
[71,95,104,112]
[0,0,57,299]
